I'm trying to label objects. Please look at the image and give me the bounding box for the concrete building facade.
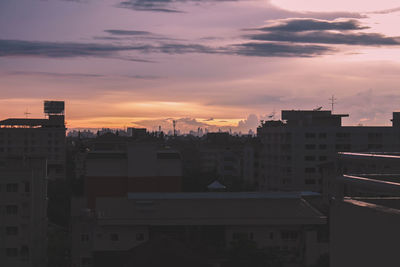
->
[257,110,400,192]
[0,157,48,267]
[0,101,66,180]
[71,192,328,267]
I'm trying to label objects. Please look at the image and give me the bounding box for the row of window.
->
[81,233,145,242]
[231,231,299,241]
[0,183,30,193]
[4,246,29,258]
[304,156,328,161]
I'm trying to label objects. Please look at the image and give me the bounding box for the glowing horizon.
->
[1,0,400,132]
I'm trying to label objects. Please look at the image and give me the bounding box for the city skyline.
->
[1,0,400,131]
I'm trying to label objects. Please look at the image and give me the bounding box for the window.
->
[6,248,18,257]
[24,182,30,193]
[81,234,89,242]
[81,257,92,267]
[6,183,18,193]
[305,133,316,138]
[319,144,327,150]
[6,205,18,215]
[269,232,274,240]
[319,156,327,161]
[319,133,327,139]
[110,233,119,241]
[305,168,316,173]
[232,232,249,240]
[20,246,29,261]
[304,156,316,161]
[305,144,316,150]
[305,179,316,185]
[6,226,18,236]
[281,231,298,241]
[136,233,145,241]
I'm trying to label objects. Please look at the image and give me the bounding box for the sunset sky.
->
[1,0,400,132]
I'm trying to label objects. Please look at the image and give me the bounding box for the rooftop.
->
[0,118,48,127]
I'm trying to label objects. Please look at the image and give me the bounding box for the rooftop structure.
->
[0,101,66,180]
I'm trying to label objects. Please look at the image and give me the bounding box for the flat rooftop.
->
[127,191,320,200]
[0,118,48,127]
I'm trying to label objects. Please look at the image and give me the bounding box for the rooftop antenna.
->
[24,109,31,118]
[329,95,337,113]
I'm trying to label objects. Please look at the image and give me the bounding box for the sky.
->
[1,0,400,133]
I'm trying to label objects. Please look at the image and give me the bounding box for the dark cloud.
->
[104,29,152,36]
[117,0,183,13]
[248,31,400,46]
[6,71,104,78]
[244,18,400,47]
[0,39,215,59]
[117,0,237,13]
[176,117,209,127]
[232,42,333,57]
[0,39,151,58]
[255,18,368,32]
[4,71,162,80]
[370,7,400,14]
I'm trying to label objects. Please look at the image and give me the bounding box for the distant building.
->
[0,157,48,267]
[71,192,328,267]
[257,110,400,192]
[127,127,147,139]
[0,100,66,180]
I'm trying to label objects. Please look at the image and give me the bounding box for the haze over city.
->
[1,0,400,131]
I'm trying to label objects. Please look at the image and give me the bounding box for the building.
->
[0,100,66,180]
[85,142,182,209]
[71,192,328,267]
[327,152,400,267]
[0,157,48,267]
[257,110,400,192]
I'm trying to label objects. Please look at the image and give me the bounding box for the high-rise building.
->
[257,110,400,192]
[0,100,66,180]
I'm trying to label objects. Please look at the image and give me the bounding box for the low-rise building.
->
[71,192,328,267]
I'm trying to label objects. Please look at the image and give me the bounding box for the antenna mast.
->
[329,95,337,113]
[24,109,31,118]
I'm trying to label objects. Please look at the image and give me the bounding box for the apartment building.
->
[0,100,66,180]
[257,110,400,192]
[71,192,327,267]
[0,157,47,267]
